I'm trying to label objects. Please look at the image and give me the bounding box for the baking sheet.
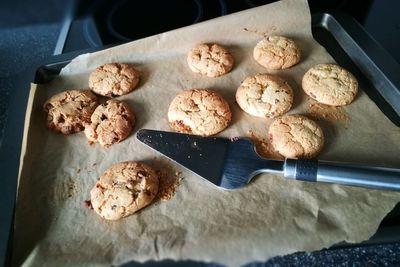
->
[14,0,400,266]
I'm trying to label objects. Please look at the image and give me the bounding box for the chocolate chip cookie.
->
[268,115,324,158]
[168,88,232,136]
[268,114,324,159]
[84,100,134,147]
[236,74,294,118]
[43,89,98,134]
[302,63,358,106]
[90,161,159,220]
[187,43,234,77]
[253,36,301,70]
[89,63,140,97]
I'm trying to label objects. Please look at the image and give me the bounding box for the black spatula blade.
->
[136,129,284,189]
[137,129,229,186]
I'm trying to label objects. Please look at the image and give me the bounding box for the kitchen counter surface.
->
[0,24,59,146]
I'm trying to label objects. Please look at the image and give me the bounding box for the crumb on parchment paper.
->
[248,130,285,161]
[155,168,183,201]
[66,177,77,198]
[81,162,98,173]
[138,157,184,202]
[243,26,278,37]
[307,101,349,126]
[84,200,93,209]
[50,176,77,202]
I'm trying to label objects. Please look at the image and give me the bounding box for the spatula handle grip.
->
[284,159,400,191]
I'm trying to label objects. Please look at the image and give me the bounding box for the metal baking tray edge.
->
[1,12,400,267]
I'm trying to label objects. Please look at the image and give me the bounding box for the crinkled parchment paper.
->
[13,0,400,266]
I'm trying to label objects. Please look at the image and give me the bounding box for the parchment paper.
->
[14,0,400,266]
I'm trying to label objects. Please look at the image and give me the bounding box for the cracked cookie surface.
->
[268,115,324,159]
[253,36,301,70]
[90,161,159,220]
[84,99,134,147]
[43,89,98,134]
[89,63,140,97]
[236,74,293,118]
[168,88,232,136]
[302,64,358,106]
[187,43,234,77]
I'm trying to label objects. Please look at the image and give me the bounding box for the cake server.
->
[136,129,400,191]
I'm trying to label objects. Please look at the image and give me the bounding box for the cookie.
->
[302,64,358,106]
[236,74,293,118]
[268,115,324,159]
[43,89,98,134]
[90,161,159,220]
[89,63,140,97]
[84,100,134,147]
[253,36,301,70]
[168,88,232,136]
[187,43,234,77]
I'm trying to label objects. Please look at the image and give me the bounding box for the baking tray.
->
[1,12,400,266]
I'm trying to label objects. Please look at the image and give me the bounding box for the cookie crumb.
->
[249,131,284,160]
[84,200,93,209]
[156,169,182,201]
[307,101,349,125]
[230,137,240,142]
[66,177,76,198]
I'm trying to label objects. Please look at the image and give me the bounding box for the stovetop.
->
[60,0,373,54]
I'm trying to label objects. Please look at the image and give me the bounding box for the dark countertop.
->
[131,243,400,266]
[1,0,400,266]
[0,24,60,146]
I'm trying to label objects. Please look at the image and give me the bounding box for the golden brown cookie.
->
[187,43,234,77]
[90,161,159,220]
[168,88,232,136]
[268,115,324,159]
[253,36,301,70]
[89,63,140,97]
[84,100,134,147]
[236,74,294,118]
[43,89,98,134]
[302,63,358,106]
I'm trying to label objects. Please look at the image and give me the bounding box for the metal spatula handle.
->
[284,159,400,191]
